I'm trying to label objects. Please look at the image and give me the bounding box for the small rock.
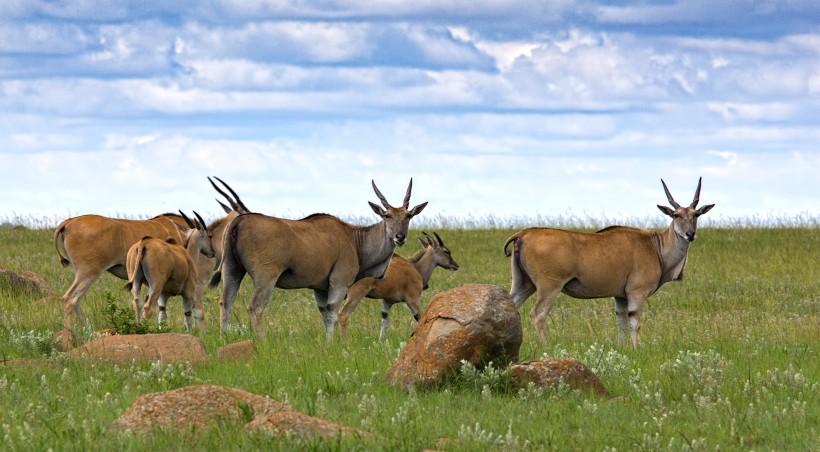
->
[0,358,59,370]
[0,266,51,297]
[69,333,208,365]
[111,384,288,434]
[246,409,361,438]
[216,340,256,362]
[511,358,609,396]
[53,329,76,352]
[111,384,363,439]
[91,328,118,339]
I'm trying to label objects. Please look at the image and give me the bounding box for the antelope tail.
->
[503,234,523,257]
[123,243,147,292]
[53,223,70,267]
[208,265,222,289]
[209,216,241,289]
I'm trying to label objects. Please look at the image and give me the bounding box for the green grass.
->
[0,225,817,450]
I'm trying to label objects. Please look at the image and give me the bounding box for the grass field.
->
[0,223,817,450]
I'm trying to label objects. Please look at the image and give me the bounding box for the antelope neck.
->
[355,222,395,269]
[651,224,691,287]
[412,249,438,286]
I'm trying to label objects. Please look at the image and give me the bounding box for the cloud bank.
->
[1,1,817,225]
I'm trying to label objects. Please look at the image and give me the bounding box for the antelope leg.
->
[530,285,562,344]
[614,297,629,346]
[248,282,276,337]
[62,271,100,329]
[337,279,375,338]
[379,300,395,342]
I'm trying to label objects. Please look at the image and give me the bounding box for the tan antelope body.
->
[54,214,188,329]
[53,177,249,329]
[211,180,427,338]
[124,212,214,333]
[338,231,459,341]
[505,178,714,347]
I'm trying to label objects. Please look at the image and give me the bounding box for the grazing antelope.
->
[337,231,459,341]
[504,178,715,347]
[210,179,428,338]
[53,177,250,329]
[123,212,215,333]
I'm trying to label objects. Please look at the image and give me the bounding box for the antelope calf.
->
[338,232,459,341]
[124,211,215,333]
[505,178,714,347]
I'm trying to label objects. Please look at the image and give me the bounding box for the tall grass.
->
[0,222,817,450]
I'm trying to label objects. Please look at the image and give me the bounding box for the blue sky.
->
[1,1,818,226]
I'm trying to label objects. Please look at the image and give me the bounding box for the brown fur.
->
[337,232,459,340]
[54,209,240,330]
[123,219,214,333]
[54,214,189,329]
[506,178,714,347]
[213,180,427,338]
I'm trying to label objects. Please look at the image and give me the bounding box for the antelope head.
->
[178,210,216,258]
[369,179,428,246]
[420,231,459,271]
[657,177,715,242]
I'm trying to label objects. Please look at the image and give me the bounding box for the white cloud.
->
[0,2,818,225]
[706,102,798,122]
[0,22,90,53]
[182,21,374,63]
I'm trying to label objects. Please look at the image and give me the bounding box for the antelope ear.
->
[173,222,189,235]
[408,201,428,217]
[696,204,715,216]
[657,205,675,217]
[418,237,428,248]
[369,201,387,217]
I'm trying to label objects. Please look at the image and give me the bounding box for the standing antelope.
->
[123,211,215,333]
[210,179,427,339]
[504,178,715,347]
[53,177,249,329]
[337,231,459,341]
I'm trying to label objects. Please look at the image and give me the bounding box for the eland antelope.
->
[337,231,459,341]
[504,178,714,347]
[209,179,428,338]
[123,211,214,333]
[53,178,250,329]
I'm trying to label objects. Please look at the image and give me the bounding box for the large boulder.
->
[511,358,609,396]
[68,333,208,365]
[385,284,522,389]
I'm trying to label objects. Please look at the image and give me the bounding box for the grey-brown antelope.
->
[123,211,214,333]
[209,179,428,338]
[504,178,715,347]
[53,177,249,329]
[337,231,459,341]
